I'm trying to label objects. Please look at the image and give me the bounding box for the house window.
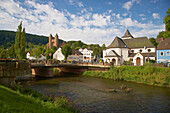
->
[166,51,170,56]
[160,51,164,56]
[130,58,133,61]
[139,49,142,53]
[148,49,151,52]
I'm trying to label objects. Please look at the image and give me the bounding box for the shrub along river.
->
[21,73,170,113]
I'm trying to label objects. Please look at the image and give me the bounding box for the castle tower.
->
[54,34,58,48]
[49,34,52,49]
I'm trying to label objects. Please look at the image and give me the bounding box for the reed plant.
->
[82,65,170,87]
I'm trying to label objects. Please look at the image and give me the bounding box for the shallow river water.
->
[22,74,170,113]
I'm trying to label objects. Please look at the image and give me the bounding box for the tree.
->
[157,8,170,39]
[51,46,57,54]
[14,22,26,59]
[30,46,42,58]
[7,45,15,58]
[157,31,165,38]
[61,44,72,60]
[45,48,51,60]
[164,8,170,31]
[149,38,158,47]
[0,50,7,58]
[102,44,106,50]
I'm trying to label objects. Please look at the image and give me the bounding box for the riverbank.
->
[82,65,170,87]
[0,85,76,113]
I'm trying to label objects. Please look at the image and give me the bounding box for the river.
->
[21,73,170,113]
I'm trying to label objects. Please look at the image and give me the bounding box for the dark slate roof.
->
[128,53,155,57]
[107,36,126,48]
[141,53,156,57]
[122,29,134,38]
[72,49,83,55]
[123,37,155,48]
[156,37,164,43]
[128,53,136,57]
[105,50,120,57]
[157,38,170,50]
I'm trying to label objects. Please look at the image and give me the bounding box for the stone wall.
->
[0,62,31,87]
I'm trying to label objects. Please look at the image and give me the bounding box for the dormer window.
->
[148,49,151,52]
[131,50,134,53]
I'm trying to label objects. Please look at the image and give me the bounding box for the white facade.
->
[103,48,128,65]
[79,48,93,62]
[53,48,65,61]
[103,29,156,66]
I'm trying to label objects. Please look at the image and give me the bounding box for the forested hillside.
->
[0,30,63,48]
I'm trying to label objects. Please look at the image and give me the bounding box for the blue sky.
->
[0,0,169,45]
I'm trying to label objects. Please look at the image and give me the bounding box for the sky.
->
[0,0,169,46]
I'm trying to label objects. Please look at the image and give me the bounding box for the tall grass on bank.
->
[0,83,78,113]
[0,85,74,113]
[82,64,170,87]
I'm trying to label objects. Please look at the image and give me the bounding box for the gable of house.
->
[106,50,120,57]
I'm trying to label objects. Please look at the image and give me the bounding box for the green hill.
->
[0,30,64,48]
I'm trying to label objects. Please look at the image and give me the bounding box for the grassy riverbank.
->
[0,85,76,113]
[82,65,170,87]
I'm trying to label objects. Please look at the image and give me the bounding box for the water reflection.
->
[22,74,170,113]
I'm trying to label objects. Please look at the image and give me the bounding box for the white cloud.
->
[116,14,121,19]
[122,1,132,11]
[122,0,141,11]
[0,0,165,46]
[68,0,84,7]
[122,13,128,16]
[141,18,146,20]
[152,13,160,19]
[120,18,134,27]
[139,14,145,16]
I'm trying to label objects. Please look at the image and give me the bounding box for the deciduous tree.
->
[61,44,72,60]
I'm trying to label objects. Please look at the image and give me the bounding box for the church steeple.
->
[122,29,134,39]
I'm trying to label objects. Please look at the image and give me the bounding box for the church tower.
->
[122,29,134,39]
[54,34,58,48]
[49,34,52,49]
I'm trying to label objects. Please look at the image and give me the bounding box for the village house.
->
[103,29,156,66]
[67,49,83,63]
[79,48,94,62]
[157,38,170,66]
[53,48,65,61]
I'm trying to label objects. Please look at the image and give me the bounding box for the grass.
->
[0,85,75,113]
[82,64,170,87]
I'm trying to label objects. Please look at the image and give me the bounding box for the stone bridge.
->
[0,60,110,87]
[31,62,110,77]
